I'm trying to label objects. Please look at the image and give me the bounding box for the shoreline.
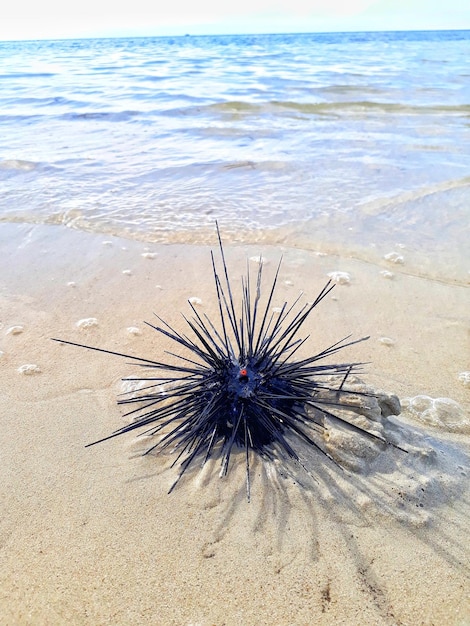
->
[2,215,467,287]
[1,222,469,625]
[2,222,468,403]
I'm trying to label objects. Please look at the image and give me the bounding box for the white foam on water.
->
[76,317,98,329]
[384,252,405,264]
[17,363,41,375]
[401,395,469,433]
[457,371,470,388]
[327,271,351,285]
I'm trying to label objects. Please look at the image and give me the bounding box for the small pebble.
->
[284,280,294,286]
[76,317,98,329]
[127,327,142,336]
[380,270,394,279]
[188,297,203,305]
[102,241,113,247]
[327,271,351,285]
[272,306,283,314]
[384,252,405,265]
[67,281,77,287]
[122,269,132,276]
[141,252,157,259]
[18,364,41,375]
[6,325,24,335]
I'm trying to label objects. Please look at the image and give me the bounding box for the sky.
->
[1,0,469,41]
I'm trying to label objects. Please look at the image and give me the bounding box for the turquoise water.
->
[0,31,469,281]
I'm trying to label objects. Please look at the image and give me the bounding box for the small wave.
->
[272,100,470,116]
[61,110,141,121]
[317,85,386,96]
[139,75,168,83]
[0,114,43,124]
[165,100,470,119]
[0,159,39,172]
[0,72,56,79]
[1,95,90,108]
[357,175,470,215]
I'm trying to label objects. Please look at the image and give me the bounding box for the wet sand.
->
[0,223,469,625]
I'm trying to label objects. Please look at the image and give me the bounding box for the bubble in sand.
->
[76,317,98,329]
[458,371,470,388]
[141,252,157,259]
[327,271,351,285]
[6,325,24,335]
[249,255,267,265]
[127,327,142,336]
[384,252,405,265]
[188,296,203,305]
[18,364,41,375]
[378,336,395,346]
[121,378,166,396]
[402,395,469,432]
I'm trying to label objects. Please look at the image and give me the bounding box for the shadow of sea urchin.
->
[53,224,401,500]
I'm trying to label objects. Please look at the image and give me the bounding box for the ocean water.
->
[0,31,469,282]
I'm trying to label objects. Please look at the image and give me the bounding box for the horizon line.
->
[1,27,470,44]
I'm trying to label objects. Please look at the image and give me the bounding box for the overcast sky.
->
[1,0,469,41]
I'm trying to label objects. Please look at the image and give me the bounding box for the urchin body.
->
[179,358,301,450]
[53,224,395,500]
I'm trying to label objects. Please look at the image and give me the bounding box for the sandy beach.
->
[1,222,469,626]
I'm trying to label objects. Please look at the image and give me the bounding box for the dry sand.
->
[0,223,469,626]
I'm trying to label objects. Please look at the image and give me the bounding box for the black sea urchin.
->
[53,224,395,500]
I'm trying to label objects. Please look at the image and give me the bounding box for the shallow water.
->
[0,31,469,282]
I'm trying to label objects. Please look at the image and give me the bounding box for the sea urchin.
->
[53,224,395,500]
